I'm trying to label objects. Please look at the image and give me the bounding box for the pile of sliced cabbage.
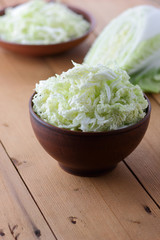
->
[84,5,160,93]
[33,62,148,132]
[0,0,90,44]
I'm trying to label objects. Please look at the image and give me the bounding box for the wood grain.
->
[66,0,160,34]
[91,163,160,240]
[0,48,160,239]
[1,0,26,8]
[125,96,160,205]
[152,93,160,104]
[0,0,160,239]
[0,143,55,239]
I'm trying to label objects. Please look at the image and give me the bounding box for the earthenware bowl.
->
[0,5,94,56]
[29,93,151,177]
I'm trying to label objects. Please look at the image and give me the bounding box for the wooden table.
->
[0,0,160,239]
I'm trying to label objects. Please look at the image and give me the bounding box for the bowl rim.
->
[0,3,95,47]
[29,92,151,136]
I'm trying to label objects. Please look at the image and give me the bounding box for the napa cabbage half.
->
[84,5,160,93]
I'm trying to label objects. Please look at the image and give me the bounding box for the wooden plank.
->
[45,0,160,207]
[0,1,5,8]
[66,0,160,34]
[0,142,56,239]
[0,0,160,239]
[0,47,160,240]
[2,0,27,8]
[45,35,95,75]
[125,96,160,205]
[46,0,160,206]
[152,93,160,104]
[0,39,132,240]
[91,163,160,240]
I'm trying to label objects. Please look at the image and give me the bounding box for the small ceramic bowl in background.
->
[29,93,151,177]
[0,5,94,56]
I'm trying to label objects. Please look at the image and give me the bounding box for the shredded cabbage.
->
[32,62,148,132]
[84,5,160,93]
[0,0,90,44]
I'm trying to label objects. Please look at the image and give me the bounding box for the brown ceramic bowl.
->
[0,5,94,56]
[29,93,151,177]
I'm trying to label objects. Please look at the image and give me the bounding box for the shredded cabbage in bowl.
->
[32,63,148,132]
[0,0,90,44]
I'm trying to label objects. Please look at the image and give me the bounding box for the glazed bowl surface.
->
[29,93,151,176]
